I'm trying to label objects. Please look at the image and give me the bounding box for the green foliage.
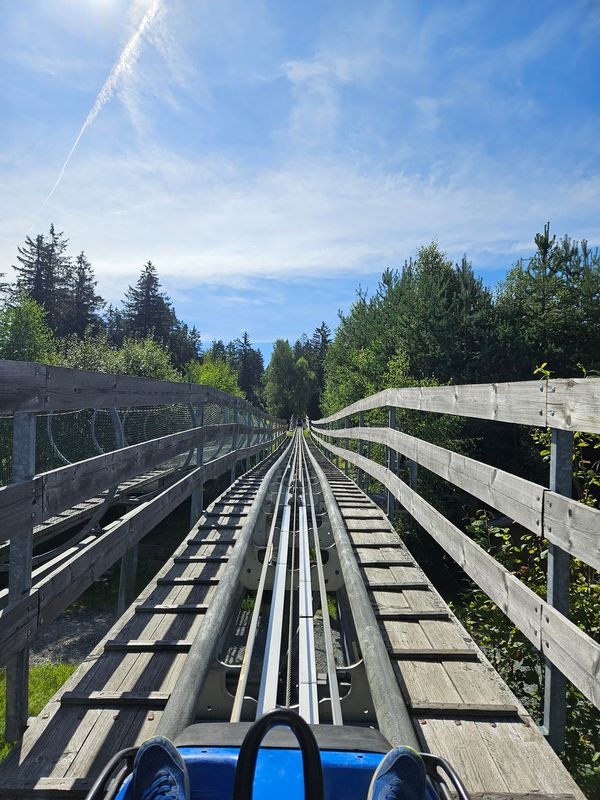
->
[264,339,317,419]
[227,332,265,406]
[187,354,243,396]
[241,594,256,612]
[321,243,497,419]
[58,330,180,381]
[0,294,56,363]
[117,337,181,381]
[496,225,600,378]
[293,322,331,416]
[326,594,338,620]
[0,663,77,761]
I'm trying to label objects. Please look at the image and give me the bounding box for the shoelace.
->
[141,769,179,800]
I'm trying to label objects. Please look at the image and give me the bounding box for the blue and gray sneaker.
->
[131,736,190,800]
[367,746,427,800]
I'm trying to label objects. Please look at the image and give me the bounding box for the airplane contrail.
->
[43,0,162,206]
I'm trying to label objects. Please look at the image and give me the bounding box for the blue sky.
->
[1,0,599,363]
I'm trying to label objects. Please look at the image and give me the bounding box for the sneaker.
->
[367,746,427,800]
[131,736,190,800]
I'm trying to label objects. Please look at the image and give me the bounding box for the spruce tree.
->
[123,261,175,342]
[65,251,104,338]
[12,225,70,333]
[106,305,126,347]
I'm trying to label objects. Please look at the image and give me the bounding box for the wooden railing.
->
[0,360,286,739]
[310,378,600,754]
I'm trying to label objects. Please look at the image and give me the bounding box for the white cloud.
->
[4,140,597,307]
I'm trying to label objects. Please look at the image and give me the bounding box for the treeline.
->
[322,224,600,417]
[314,225,600,794]
[263,323,331,419]
[0,225,265,400]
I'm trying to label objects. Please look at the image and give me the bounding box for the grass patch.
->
[241,594,256,612]
[327,593,338,620]
[0,662,78,761]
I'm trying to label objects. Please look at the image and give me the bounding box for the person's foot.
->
[367,746,427,800]
[131,736,190,800]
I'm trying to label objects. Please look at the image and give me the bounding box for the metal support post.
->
[543,428,573,754]
[386,408,396,519]
[190,401,205,528]
[230,407,239,484]
[6,411,36,741]
[357,411,364,489]
[407,459,418,492]
[344,418,350,476]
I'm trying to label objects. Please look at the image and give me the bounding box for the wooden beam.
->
[0,359,289,421]
[314,381,547,427]
[547,378,600,434]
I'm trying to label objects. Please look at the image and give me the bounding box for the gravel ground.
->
[30,606,117,666]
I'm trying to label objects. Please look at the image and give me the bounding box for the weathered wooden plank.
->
[543,492,600,570]
[541,604,600,709]
[320,425,543,534]
[547,378,600,433]
[314,382,546,427]
[0,359,288,420]
[314,435,600,710]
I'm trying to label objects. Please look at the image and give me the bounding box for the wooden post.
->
[190,401,205,529]
[357,411,364,489]
[386,407,396,519]
[117,545,138,616]
[543,428,572,754]
[5,411,36,741]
